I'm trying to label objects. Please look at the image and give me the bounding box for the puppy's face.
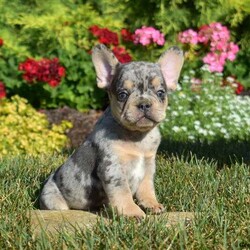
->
[109,62,168,131]
[92,44,184,132]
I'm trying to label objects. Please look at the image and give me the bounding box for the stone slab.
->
[29,210,194,236]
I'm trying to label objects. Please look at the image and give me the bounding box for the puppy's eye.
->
[156,90,166,99]
[118,91,129,102]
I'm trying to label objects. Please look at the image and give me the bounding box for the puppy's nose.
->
[137,103,151,112]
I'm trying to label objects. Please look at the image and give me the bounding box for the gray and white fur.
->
[39,44,184,217]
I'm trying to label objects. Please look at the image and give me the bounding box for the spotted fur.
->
[39,44,184,217]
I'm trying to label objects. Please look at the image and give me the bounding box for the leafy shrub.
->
[0,0,249,110]
[161,68,250,143]
[0,0,127,110]
[0,95,72,156]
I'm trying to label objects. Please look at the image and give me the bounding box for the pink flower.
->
[133,26,165,46]
[203,52,226,72]
[197,25,211,43]
[226,42,239,61]
[191,78,202,85]
[180,22,240,72]
[178,29,199,44]
[198,22,230,48]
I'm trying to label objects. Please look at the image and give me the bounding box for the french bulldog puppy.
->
[39,44,184,217]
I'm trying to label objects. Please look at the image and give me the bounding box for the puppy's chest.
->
[127,155,145,194]
[113,134,159,194]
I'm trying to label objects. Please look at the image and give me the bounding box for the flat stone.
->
[29,210,194,236]
[29,210,100,236]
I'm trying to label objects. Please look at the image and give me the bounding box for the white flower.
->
[172,126,180,132]
[194,120,201,125]
[172,111,178,116]
[220,128,227,134]
[198,128,208,136]
[181,126,188,132]
[185,110,194,116]
[208,130,215,136]
[188,135,195,140]
[226,76,235,83]
[176,84,182,91]
[214,122,223,128]
[216,107,222,113]
[183,75,190,80]
[201,64,210,72]
[215,72,223,77]
[203,111,212,116]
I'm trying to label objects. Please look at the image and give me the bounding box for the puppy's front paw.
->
[139,200,165,214]
[116,203,146,218]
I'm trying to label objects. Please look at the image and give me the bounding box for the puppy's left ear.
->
[92,44,119,89]
[158,46,184,91]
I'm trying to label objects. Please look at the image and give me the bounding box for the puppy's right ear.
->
[92,44,119,89]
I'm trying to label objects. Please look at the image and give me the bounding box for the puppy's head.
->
[92,44,184,132]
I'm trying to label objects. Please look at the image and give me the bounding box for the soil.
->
[44,106,103,148]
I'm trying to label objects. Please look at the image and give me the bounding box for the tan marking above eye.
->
[151,77,162,89]
[123,80,135,90]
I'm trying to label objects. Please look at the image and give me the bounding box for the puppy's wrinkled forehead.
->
[113,62,166,92]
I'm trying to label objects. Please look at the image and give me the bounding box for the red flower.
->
[0,82,6,98]
[223,76,244,95]
[89,25,101,36]
[48,79,60,87]
[58,66,65,77]
[121,29,135,42]
[18,58,66,87]
[235,82,244,95]
[0,38,3,47]
[112,47,132,63]
[89,25,119,46]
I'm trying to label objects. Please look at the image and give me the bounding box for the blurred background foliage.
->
[0,0,250,110]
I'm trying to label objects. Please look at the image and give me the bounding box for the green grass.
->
[0,153,249,249]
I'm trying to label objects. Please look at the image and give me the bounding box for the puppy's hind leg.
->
[39,175,69,210]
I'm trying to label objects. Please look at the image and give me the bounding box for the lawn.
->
[0,153,249,249]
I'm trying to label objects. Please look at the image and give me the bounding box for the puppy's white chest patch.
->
[128,156,145,194]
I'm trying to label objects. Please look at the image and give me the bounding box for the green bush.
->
[0,95,72,156]
[0,0,250,110]
[0,0,127,110]
[161,68,250,143]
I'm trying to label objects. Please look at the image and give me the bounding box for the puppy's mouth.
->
[137,114,156,123]
[118,107,166,131]
[135,114,158,128]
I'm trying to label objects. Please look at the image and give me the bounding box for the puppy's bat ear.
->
[158,46,184,91]
[92,44,119,89]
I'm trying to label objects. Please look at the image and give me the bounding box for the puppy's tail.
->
[39,174,69,210]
